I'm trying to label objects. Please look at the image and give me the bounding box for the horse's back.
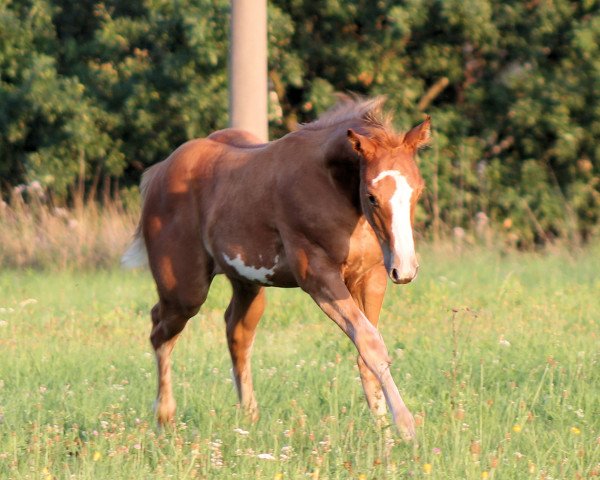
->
[207,128,265,149]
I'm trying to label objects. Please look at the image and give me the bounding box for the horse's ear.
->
[403,116,431,151]
[347,129,376,160]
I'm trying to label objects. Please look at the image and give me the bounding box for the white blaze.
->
[371,171,416,276]
[223,253,278,285]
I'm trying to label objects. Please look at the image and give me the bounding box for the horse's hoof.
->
[154,398,176,427]
[396,411,416,441]
[399,425,416,442]
[243,403,260,423]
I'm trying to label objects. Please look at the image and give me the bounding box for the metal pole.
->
[229,0,268,142]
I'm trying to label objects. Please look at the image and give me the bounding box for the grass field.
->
[0,245,599,479]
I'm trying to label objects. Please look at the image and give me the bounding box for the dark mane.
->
[299,95,400,148]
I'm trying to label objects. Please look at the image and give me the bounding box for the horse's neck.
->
[319,125,362,213]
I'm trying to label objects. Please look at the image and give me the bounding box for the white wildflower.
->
[280,445,293,461]
[257,453,276,460]
[210,439,224,468]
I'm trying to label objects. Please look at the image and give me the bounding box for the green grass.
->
[0,245,599,479]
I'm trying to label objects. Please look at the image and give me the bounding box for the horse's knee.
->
[358,333,392,379]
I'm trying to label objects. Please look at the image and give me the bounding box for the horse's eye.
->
[367,194,378,207]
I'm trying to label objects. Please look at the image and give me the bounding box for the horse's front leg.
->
[347,266,389,424]
[305,268,415,440]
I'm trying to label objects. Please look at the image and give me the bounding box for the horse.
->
[122,96,430,440]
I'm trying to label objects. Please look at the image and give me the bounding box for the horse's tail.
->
[121,232,147,269]
[121,162,163,269]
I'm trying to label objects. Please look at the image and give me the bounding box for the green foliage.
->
[0,0,599,244]
[1,0,230,197]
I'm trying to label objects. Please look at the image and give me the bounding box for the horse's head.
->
[348,118,430,284]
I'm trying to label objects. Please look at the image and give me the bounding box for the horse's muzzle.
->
[389,264,419,284]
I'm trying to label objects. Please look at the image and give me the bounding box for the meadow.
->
[0,244,598,479]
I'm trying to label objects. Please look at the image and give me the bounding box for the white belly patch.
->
[223,253,278,285]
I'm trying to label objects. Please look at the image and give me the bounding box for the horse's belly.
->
[266,266,299,288]
[213,246,298,288]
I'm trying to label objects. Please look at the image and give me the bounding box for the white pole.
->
[229,0,268,142]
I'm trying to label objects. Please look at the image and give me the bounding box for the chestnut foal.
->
[123,97,429,440]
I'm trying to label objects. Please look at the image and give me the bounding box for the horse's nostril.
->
[391,268,400,282]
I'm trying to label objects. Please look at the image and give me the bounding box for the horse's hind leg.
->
[150,297,204,425]
[224,279,265,421]
[148,250,213,426]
